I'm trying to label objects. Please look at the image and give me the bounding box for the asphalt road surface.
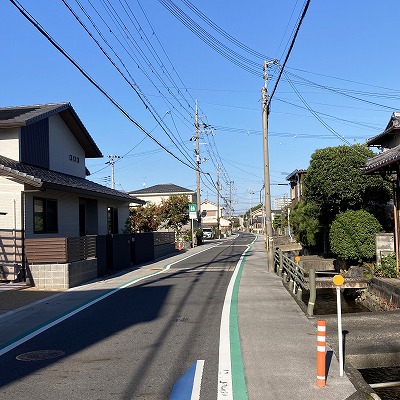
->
[0,233,255,400]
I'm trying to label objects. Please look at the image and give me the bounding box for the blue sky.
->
[2,1,400,215]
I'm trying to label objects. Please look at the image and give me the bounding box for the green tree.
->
[301,144,392,252]
[160,195,190,235]
[124,203,162,233]
[304,144,391,222]
[289,200,322,249]
[272,214,282,230]
[329,209,382,263]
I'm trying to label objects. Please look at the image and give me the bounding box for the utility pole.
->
[194,100,201,223]
[217,166,221,238]
[106,155,121,189]
[229,181,234,219]
[262,60,276,271]
[249,189,254,232]
[260,184,265,233]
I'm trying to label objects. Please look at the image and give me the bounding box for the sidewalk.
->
[238,236,376,400]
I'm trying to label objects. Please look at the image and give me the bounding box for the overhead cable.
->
[9,0,197,171]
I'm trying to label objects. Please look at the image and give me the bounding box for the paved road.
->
[0,234,254,399]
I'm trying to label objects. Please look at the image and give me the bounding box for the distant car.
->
[202,228,214,239]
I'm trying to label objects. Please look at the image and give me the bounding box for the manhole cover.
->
[16,350,65,361]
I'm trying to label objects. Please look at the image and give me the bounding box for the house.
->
[200,200,231,235]
[0,103,144,287]
[362,112,400,269]
[128,183,196,206]
[286,169,307,205]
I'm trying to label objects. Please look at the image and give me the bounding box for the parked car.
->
[202,228,214,239]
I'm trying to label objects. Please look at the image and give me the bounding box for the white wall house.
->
[0,103,143,286]
[200,200,231,234]
[128,184,196,206]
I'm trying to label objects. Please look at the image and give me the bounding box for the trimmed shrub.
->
[330,209,382,263]
[374,253,398,278]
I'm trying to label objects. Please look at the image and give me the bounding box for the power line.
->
[268,0,311,109]
[282,70,353,146]
[9,0,197,172]
[156,0,264,77]
[179,0,270,60]
[64,0,195,167]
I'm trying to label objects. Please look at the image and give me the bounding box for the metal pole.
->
[191,218,195,248]
[337,286,344,376]
[307,268,316,316]
[262,61,274,270]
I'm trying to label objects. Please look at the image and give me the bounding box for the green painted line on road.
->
[230,245,251,400]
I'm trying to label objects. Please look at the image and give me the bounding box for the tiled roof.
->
[362,145,400,173]
[366,112,400,147]
[286,169,307,181]
[0,103,68,126]
[0,155,144,203]
[0,103,102,158]
[129,183,194,195]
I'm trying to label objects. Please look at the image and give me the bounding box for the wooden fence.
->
[25,236,96,264]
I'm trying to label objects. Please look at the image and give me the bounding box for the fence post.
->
[316,320,326,387]
[288,277,294,292]
[307,268,316,316]
[278,248,283,276]
[296,286,303,301]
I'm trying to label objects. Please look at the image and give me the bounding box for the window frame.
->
[33,197,58,234]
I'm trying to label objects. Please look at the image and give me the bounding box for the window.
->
[34,198,58,234]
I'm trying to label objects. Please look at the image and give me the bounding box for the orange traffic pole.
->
[316,320,326,387]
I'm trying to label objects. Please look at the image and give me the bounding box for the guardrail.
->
[275,248,316,316]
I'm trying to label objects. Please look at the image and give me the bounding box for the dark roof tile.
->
[362,145,400,173]
[0,155,144,203]
[129,183,194,195]
[0,103,102,158]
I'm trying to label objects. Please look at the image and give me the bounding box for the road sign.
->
[189,203,197,219]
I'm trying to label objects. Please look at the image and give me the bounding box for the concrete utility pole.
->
[194,100,201,223]
[262,60,276,271]
[229,181,234,219]
[249,189,254,232]
[106,155,121,189]
[217,166,221,238]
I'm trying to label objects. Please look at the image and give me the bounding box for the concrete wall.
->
[376,233,394,265]
[26,258,97,289]
[360,277,400,311]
